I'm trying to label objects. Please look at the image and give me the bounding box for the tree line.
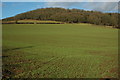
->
[2,8,119,28]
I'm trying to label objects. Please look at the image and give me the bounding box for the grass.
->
[2,24,118,78]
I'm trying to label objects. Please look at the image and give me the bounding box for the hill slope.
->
[2,8,119,28]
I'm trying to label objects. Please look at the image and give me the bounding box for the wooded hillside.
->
[2,8,119,28]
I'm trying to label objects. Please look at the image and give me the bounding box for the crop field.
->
[2,20,64,24]
[2,24,118,78]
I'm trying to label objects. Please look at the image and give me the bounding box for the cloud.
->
[44,2,118,12]
[0,2,3,7]
[2,0,119,2]
[44,0,119,2]
[44,2,75,8]
[93,2,118,12]
[2,0,43,2]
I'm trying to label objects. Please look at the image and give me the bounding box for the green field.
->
[2,24,118,78]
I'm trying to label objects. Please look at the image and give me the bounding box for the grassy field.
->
[2,24,118,78]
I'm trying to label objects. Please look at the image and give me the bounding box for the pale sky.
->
[1,0,119,2]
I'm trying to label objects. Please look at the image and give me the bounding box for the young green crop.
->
[2,24,118,78]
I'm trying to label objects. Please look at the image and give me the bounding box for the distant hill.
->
[2,8,119,28]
